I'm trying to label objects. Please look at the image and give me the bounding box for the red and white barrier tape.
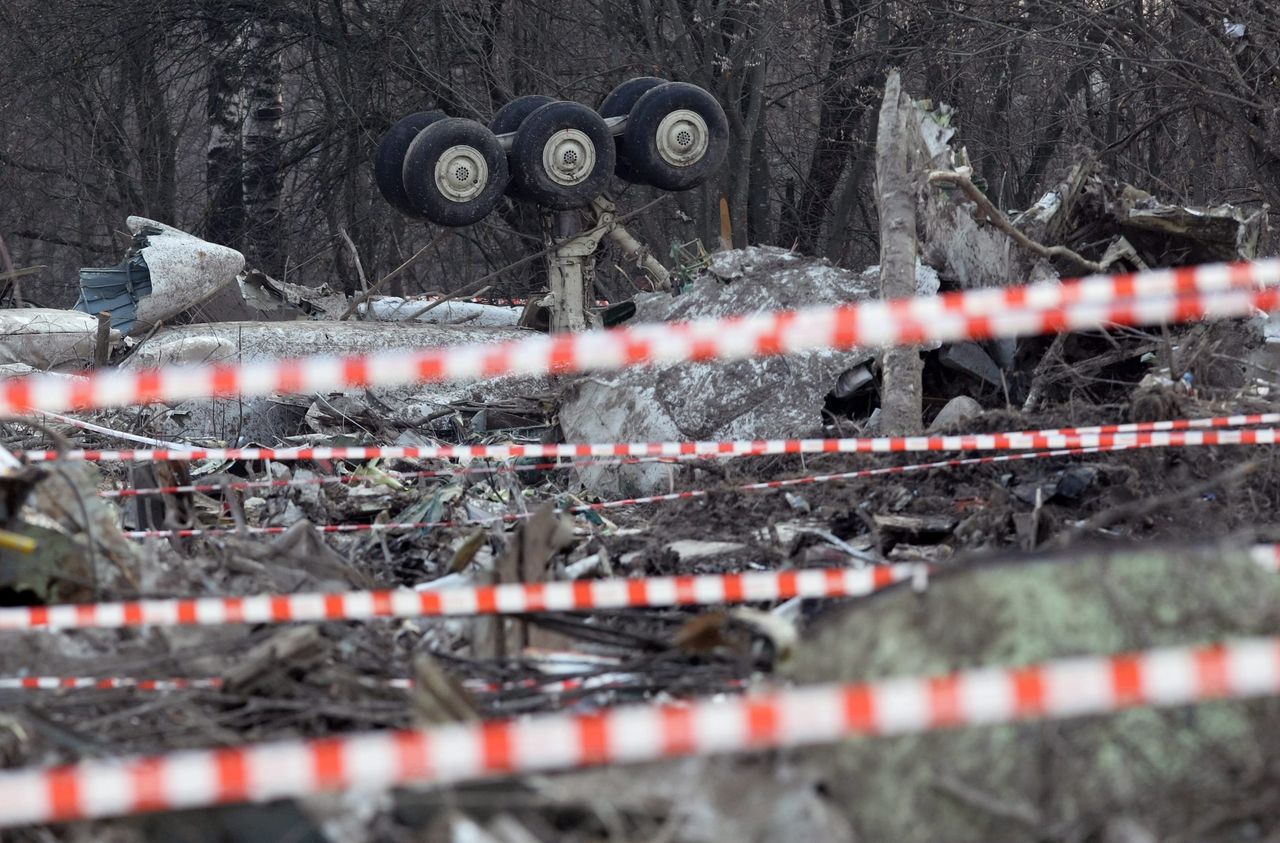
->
[121,515,508,539]
[1249,544,1280,571]
[565,444,1132,510]
[0,634,1274,827]
[0,674,645,697]
[0,564,917,631]
[12,541,1280,631]
[0,676,222,691]
[26,414,1280,465]
[116,435,1250,539]
[122,512,529,539]
[399,296,608,308]
[376,672,749,697]
[1,261,1277,416]
[100,469,450,499]
[98,456,679,499]
[103,445,1112,505]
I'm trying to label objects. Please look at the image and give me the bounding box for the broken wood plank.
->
[222,626,330,693]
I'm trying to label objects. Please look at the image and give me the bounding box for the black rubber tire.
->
[510,101,615,209]
[621,82,729,191]
[599,77,667,181]
[402,118,509,227]
[490,95,557,135]
[490,95,556,201]
[374,111,445,216]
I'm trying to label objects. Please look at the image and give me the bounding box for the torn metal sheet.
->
[238,269,347,319]
[75,253,151,333]
[1122,202,1265,263]
[124,320,532,368]
[938,342,1002,387]
[561,246,940,497]
[121,321,549,441]
[358,297,522,328]
[1015,160,1267,267]
[75,217,244,336]
[0,309,121,370]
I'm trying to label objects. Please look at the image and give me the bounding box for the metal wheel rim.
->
[434,145,489,203]
[541,128,596,186]
[655,109,709,167]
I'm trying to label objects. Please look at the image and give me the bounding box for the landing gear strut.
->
[537,198,671,333]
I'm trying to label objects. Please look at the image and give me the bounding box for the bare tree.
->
[204,2,247,251]
[0,0,1275,311]
[874,70,923,435]
[241,16,285,273]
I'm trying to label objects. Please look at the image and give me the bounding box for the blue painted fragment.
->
[74,252,152,334]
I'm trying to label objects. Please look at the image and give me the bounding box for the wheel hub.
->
[655,109,709,167]
[542,129,596,186]
[434,145,489,202]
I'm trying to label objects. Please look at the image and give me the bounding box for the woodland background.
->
[0,0,1276,310]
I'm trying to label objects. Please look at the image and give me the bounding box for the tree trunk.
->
[823,113,877,263]
[874,71,923,435]
[1015,70,1086,208]
[242,19,286,274]
[125,37,177,224]
[727,31,768,248]
[204,8,245,250]
[748,109,773,245]
[781,0,872,254]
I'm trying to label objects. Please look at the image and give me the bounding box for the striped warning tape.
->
[10,543,1280,631]
[118,513,500,539]
[118,514,499,539]
[392,674,653,696]
[120,443,1141,539]
[0,676,222,691]
[0,260,1277,416]
[101,445,1109,505]
[0,674,646,697]
[97,456,680,499]
[997,412,1280,435]
[395,296,608,307]
[25,414,1280,465]
[100,468,457,499]
[0,634,1274,827]
[0,564,918,631]
[573,445,1138,510]
[1249,544,1280,571]
[119,429,1266,540]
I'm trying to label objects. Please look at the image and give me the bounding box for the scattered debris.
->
[360,296,523,327]
[77,217,245,335]
[938,342,1002,388]
[238,268,347,318]
[560,246,939,496]
[1011,465,1098,505]
[0,310,122,371]
[667,540,748,561]
[928,395,983,432]
[222,626,330,694]
[872,513,957,550]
